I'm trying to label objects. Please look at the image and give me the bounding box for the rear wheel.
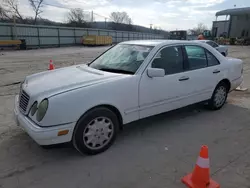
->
[208,82,229,110]
[73,107,119,155]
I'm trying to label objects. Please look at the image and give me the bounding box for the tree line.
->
[0,0,168,35]
[187,23,209,36]
[0,0,44,24]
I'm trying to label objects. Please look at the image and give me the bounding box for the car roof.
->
[120,40,209,46]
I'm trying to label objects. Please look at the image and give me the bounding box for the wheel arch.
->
[74,104,123,133]
[96,104,123,128]
[218,78,231,91]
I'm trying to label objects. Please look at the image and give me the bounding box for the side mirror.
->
[147,68,165,78]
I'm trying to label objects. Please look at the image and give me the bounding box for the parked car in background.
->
[14,40,243,155]
[196,40,228,56]
[169,30,187,40]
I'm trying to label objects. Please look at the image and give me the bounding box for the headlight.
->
[30,101,38,116]
[36,99,49,122]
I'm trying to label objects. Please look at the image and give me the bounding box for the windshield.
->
[89,44,153,74]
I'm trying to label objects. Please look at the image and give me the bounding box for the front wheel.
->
[208,82,229,110]
[73,107,119,155]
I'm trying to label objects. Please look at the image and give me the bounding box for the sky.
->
[18,0,250,30]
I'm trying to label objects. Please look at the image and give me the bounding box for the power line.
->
[37,1,110,20]
[94,12,110,20]
[37,1,71,10]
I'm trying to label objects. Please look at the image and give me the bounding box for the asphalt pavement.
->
[0,45,250,188]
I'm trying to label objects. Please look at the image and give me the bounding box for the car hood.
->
[22,65,124,98]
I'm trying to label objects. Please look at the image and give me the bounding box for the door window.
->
[185,45,207,70]
[151,46,184,75]
[206,50,220,66]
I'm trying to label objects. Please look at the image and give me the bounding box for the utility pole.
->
[150,24,153,30]
[150,24,153,33]
[91,11,94,22]
[105,18,107,29]
[13,15,17,39]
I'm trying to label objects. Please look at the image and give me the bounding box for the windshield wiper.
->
[99,68,134,75]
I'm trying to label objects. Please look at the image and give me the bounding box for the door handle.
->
[213,69,220,74]
[179,76,189,81]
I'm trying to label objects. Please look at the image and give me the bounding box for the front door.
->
[139,45,195,119]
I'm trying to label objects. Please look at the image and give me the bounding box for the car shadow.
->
[119,103,206,138]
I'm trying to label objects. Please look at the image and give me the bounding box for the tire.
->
[73,107,119,155]
[208,82,229,110]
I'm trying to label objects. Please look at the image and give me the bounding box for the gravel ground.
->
[0,45,250,188]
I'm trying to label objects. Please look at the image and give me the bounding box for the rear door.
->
[182,45,224,103]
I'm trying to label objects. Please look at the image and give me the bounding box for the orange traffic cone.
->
[48,59,55,70]
[182,145,220,188]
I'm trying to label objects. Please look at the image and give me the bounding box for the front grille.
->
[19,90,30,112]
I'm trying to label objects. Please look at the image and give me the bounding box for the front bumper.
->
[14,95,75,145]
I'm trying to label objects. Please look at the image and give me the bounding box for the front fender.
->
[39,75,140,127]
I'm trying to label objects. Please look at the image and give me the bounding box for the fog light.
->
[58,130,69,136]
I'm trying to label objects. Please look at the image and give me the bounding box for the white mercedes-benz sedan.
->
[14,40,243,155]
